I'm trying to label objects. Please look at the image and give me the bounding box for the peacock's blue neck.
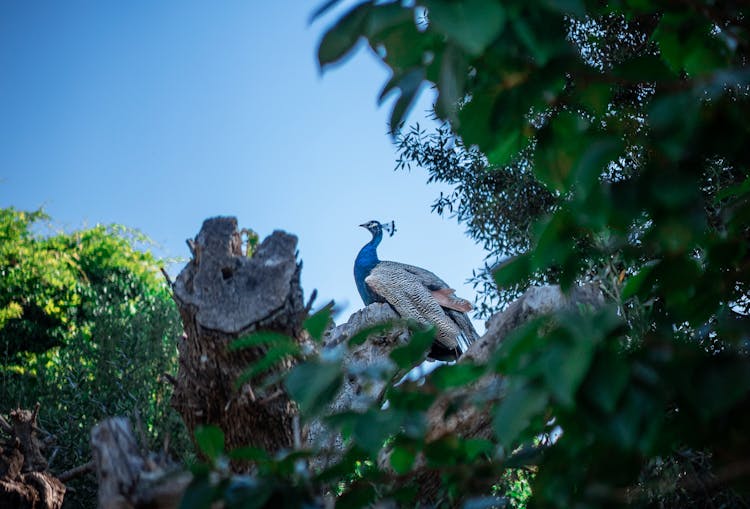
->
[354,229,382,305]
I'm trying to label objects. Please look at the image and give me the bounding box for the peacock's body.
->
[353,220,478,361]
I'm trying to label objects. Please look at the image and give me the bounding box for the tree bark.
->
[170,217,306,458]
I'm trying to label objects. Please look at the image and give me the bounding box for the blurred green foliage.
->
[0,207,191,508]
[180,1,750,508]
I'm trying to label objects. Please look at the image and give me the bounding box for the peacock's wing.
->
[366,262,471,352]
[381,261,449,290]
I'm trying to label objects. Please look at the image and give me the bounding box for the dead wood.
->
[0,405,66,509]
[91,418,190,509]
[170,217,307,458]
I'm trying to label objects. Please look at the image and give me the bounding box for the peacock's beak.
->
[359,223,369,228]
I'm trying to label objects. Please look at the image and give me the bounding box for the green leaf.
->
[424,435,461,466]
[715,175,750,201]
[337,482,377,509]
[654,13,726,77]
[386,387,436,411]
[235,342,300,388]
[436,43,468,124]
[389,325,435,369]
[493,253,532,288]
[318,2,372,68]
[304,301,334,342]
[614,54,675,81]
[229,331,293,351]
[369,17,427,71]
[511,16,551,65]
[540,334,595,408]
[352,409,401,453]
[430,363,485,390]
[423,0,505,56]
[194,425,225,462]
[387,67,426,133]
[390,445,416,473]
[583,350,630,414]
[620,261,657,300]
[493,384,548,447]
[365,3,414,39]
[531,212,574,273]
[463,438,494,460]
[179,474,220,509]
[575,82,612,117]
[686,357,750,419]
[285,360,342,416]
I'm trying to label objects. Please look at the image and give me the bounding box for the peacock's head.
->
[360,220,396,238]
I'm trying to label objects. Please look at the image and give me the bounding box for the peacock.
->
[353,220,479,361]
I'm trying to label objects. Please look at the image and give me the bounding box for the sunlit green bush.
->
[0,207,191,508]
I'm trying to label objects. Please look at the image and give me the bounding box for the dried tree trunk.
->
[0,405,66,509]
[170,217,306,456]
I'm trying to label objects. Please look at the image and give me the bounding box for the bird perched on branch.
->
[353,220,478,361]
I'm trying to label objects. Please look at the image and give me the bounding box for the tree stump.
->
[170,217,306,457]
[0,405,66,509]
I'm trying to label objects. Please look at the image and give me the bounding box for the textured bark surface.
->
[0,406,66,509]
[170,217,306,457]
[307,303,408,468]
[91,418,190,509]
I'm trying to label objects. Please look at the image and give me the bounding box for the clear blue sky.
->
[0,1,487,329]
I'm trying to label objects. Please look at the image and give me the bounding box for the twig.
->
[48,446,60,469]
[58,460,95,483]
[31,401,40,424]
[305,289,318,314]
[160,267,173,287]
[258,389,285,405]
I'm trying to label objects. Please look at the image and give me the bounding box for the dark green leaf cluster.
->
[0,207,191,508]
[319,1,750,506]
